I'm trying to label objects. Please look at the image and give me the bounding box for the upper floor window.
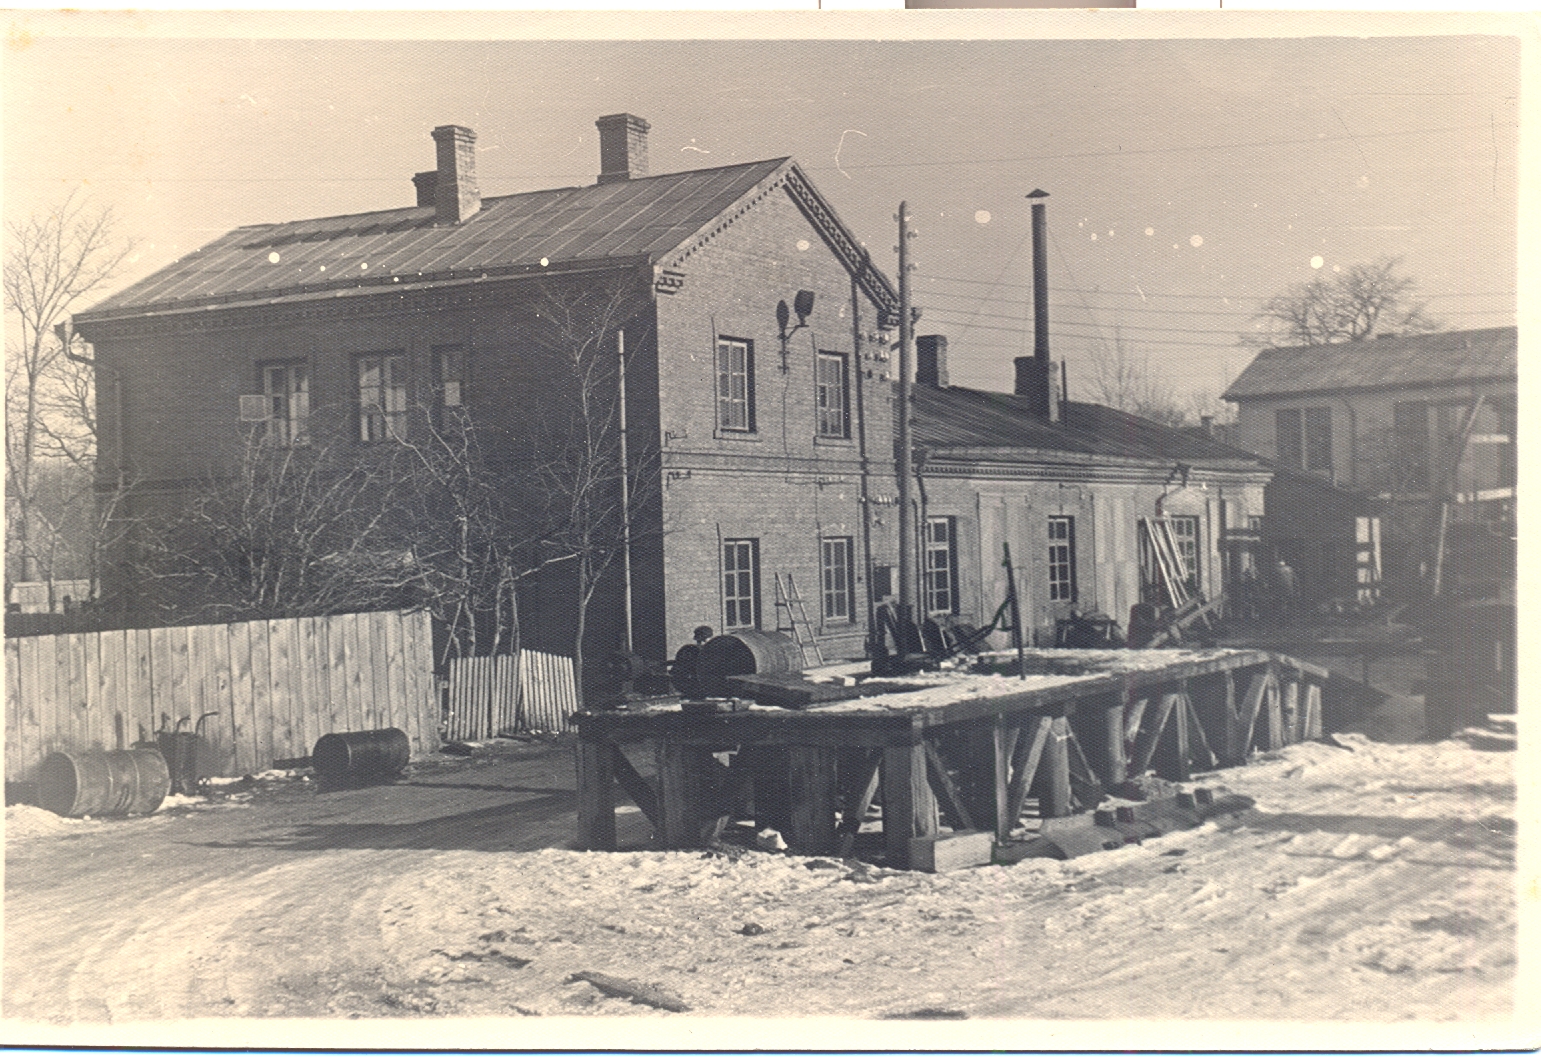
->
[1047,516,1077,602]
[1275,406,1332,473]
[434,345,466,429]
[358,353,408,442]
[258,361,309,446]
[815,351,850,439]
[923,516,958,615]
[820,536,855,622]
[722,538,761,629]
[717,337,755,433]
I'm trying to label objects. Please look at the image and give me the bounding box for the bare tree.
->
[1249,255,1439,348]
[4,193,134,601]
[1084,328,1191,429]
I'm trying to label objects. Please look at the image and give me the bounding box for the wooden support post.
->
[837,750,883,858]
[1033,716,1074,818]
[1123,697,1150,762]
[787,745,840,856]
[1184,694,1218,769]
[575,738,617,851]
[992,719,1019,842]
[744,746,793,836]
[1222,669,1241,765]
[1304,682,1324,740]
[1282,677,1301,745]
[611,742,659,826]
[654,740,716,848]
[1265,676,1285,752]
[1130,693,1178,777]
[1239,669,1269,755]
[1006,716,1053,832]
[882,742,937,869]
[1170,691,1192,781]
[1101,696,1127,787]
[924,739,977,831]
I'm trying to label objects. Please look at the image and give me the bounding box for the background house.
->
[1223,326,1516,593]
[72,115,902,695]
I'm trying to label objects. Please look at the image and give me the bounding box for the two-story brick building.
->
[72,116,902,677]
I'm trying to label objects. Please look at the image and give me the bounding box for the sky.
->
[2,15,1522,407]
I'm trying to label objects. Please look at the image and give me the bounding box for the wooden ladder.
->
[774,573,825,667]
[1140,516,1214,640]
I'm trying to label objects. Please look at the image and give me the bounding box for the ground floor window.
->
[820,537,855,621]
[1047,516,1077,602]
[1169,514,1201,594]
[722,538,760,629]
[923,516,958,615]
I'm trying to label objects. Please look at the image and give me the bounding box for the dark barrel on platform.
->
[696,630,804,696]
[38,749,171,818]
[312,728,410,786]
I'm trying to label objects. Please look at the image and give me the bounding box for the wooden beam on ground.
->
[924,739,977,832]
[836,749,883,858]
[610,742,659,827]
[575,738,617,851]
[882,742,937,869]
[1006,716,1053,834]
[787,745,840,856]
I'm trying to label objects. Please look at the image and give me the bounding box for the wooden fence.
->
[444,650,578,741]
[5,610,439,784]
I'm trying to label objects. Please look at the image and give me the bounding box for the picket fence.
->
[4,609,439,784]
[443,650,578,741]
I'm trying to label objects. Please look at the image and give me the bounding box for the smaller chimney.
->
[1015,356,1055,419]
[412,170,438,208]
[430,125,480,225]
[596,113,651,184]
[916,334,949,388]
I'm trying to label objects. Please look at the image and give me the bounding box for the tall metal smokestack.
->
[1015,189,1058,421]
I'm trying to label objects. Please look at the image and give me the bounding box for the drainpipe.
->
[617,327,634,655]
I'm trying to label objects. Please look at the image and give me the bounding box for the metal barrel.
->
[697,630,804,696]
[312,727,410,786]
[37,749,171,818]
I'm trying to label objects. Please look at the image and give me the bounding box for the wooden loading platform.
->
[573,648,1331,871]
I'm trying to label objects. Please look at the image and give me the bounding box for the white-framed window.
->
[1047,516,1077,602]
[815,351,849,439]
[820,536,855,621]
[723,538,760,629]
[259,361,309,446]
[358,353,408,442]
[716,337,755,432]
[1276,406,1332,473]
[923,516,958,615]
[1169,514,1201,594]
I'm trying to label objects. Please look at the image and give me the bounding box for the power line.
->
[922,272,1516,301]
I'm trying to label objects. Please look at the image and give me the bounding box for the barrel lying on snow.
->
[38,749,171,818]
[311,728,410,787]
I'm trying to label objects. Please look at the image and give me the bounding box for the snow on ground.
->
[363,724,1517,1022]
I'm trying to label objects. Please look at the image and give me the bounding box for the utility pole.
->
[896,202,916,647]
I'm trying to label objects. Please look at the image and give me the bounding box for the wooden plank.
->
[837,749,884,857]
[992,719,1019,842]
[610,742,659,825]
[1034,716,1074,818]
[1130,693,1179,777]
[1304,682,1324,740]
[1184,695,1217,770]
[226,622,255,775]
[96,629,126,751]
[882,742,937,868]
[575,739,618,851]
[246,620,274,771]
[324,612,349,740]
[5,639,25,780]
[1265,677,1285,752]
[128,628,155,748]
[268,618,299,762]
[1281,677,1301,745]
[406,611,439,753]
[923,739,976,832]
[1005,716,1053,832]
[908,830,995,873]
[787,745,840,855]
[1238,670,1269,756]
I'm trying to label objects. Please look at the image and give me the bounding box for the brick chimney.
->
[916,334,949,388]
[596,113,650,184]
[412,170,438,208]
[430,125,480,225]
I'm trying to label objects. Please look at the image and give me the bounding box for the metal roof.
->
[913,386,1268,468]
[1222,326,1517,402]
[79,158,796,319]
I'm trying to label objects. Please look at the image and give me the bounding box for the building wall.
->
[918,464,1267,645]
[652,185,898,660]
